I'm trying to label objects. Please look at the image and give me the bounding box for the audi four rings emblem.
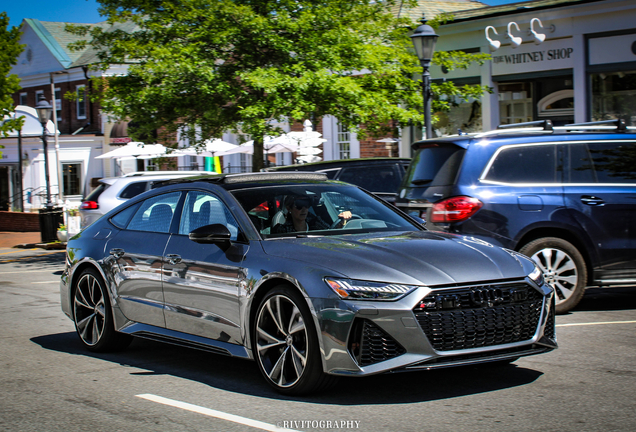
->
[470,287,505,307]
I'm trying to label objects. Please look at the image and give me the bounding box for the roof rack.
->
[223,172,328,184]
[556,119,628,132]
[497,120,554,131]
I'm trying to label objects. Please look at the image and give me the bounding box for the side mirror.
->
[189,224,232,247]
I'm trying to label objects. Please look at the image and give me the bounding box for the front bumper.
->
[314,278,557,376]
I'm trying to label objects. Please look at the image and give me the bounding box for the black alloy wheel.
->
[253,285,337,395]
[73,268,132,352]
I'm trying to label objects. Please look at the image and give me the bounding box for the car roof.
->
[97,172,215,185]
[264,157,411,172]
[411,119,636,151]
[122,170,216,177]
[153,171,330,190]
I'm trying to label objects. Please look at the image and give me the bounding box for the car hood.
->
[261,231,529,286]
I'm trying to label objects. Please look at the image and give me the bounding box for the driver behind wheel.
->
[272,194,351,234]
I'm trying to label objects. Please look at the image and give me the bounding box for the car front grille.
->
[413,282,544,352]
[348,319,405,366]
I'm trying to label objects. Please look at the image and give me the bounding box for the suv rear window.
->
[405,143,465,186]
[119,181,149,199]
[84,183,109,201]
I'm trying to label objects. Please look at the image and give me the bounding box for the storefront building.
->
[401,0,636,155]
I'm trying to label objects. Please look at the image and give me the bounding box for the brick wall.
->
[0,211,40,232]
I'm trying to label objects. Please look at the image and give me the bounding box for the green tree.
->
[68,1,489,170]
[0,12,25,144]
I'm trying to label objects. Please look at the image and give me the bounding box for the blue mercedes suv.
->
[396,119,636,313]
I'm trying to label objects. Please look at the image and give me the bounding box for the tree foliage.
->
[68,1,489,170]
[0,12,25,140]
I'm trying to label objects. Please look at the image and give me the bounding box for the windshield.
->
[231,184,421,238]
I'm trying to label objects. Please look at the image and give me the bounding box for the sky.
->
[4,0,523,29]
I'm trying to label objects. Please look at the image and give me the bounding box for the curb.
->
[13,242,66,250]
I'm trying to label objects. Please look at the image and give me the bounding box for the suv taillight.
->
[80,201,99,210]
[431,196,482,223]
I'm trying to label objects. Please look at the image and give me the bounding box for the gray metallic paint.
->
[61,179,557,379]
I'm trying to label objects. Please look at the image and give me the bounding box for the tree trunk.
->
[252,135,264,172]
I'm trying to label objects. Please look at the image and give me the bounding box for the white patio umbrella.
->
[96,142,168,160]
[276,120,326,147]
[173,138,237,157]
[216,137,301,156]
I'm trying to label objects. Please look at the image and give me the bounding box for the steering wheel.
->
[329,213,362,229]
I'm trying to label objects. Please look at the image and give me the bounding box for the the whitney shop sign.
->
[491,38,574,76]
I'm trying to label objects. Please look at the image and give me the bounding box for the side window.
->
[339,165,401,193]
[127,192,181,233]
[119,181,149,199]
[178,191,239,240]
[583,142,636,184]
[485,144,557,183]
[567,143,597,183]
[110,203,139,229]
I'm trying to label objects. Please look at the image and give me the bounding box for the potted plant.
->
[57,224,68,243]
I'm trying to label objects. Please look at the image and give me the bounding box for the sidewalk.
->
[0,232,65,249]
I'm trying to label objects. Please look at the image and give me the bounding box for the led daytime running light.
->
[325,278,417,300]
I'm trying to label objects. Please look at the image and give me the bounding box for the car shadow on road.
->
[32,331,544,405]
[572,286,636,312]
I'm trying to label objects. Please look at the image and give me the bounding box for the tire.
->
[252,285,338,395]
[73,268,132,352]
[519,237,587,314]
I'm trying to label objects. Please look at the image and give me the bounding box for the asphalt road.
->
[1,246,635,432]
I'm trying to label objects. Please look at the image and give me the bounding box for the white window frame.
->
[35,90,44,103]
[19,93,27,106]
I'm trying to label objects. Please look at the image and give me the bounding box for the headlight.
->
[324,278,418,301]
[528,264,545,286]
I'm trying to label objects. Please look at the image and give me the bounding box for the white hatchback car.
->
[79,171,215,228]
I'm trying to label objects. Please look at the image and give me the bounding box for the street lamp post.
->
[35,99,53,208]
[410,16,439,139]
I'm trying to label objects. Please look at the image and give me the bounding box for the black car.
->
[265,157,410,203]
[61,172,556,395]
[397,119,636,313]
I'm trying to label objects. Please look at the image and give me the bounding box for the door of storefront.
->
[498,75,574,126]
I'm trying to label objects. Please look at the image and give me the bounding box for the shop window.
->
[591,70,636,126]
[436,99,482,135]
[498,82,533,125]
[62,163,82,196]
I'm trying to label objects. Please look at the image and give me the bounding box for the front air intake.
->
[348,319,405,366]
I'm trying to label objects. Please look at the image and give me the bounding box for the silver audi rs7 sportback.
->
[61,172,557,394]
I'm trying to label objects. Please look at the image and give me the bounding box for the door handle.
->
[109,248,125,259]
[580,195,605,206]
[166,254,182,265]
